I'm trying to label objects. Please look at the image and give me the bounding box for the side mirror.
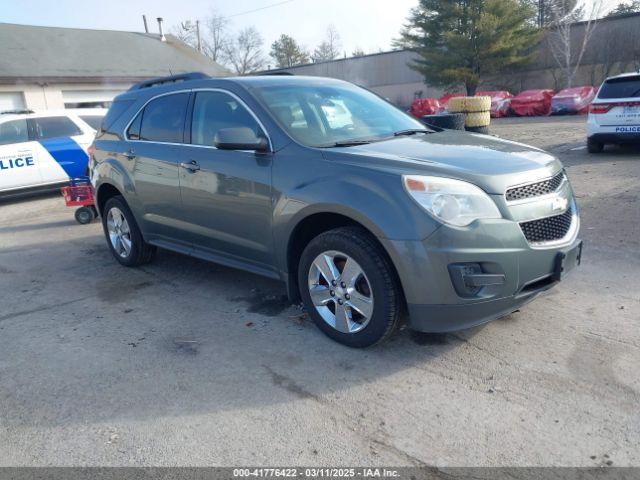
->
[214,127,269,152]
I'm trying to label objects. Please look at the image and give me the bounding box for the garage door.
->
[0,92,26,111]
[62,90,125,107]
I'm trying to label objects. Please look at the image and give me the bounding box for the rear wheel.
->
[587,139,604,153]
[298,227,402,348]
[102,196,156,266]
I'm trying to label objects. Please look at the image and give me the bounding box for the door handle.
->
[180,160,200,172]
[121,149,136,160]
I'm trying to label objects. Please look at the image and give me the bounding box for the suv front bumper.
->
[381,219,582,333]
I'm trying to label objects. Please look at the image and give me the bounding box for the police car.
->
[0,109,105,194]
[587,71,640,153]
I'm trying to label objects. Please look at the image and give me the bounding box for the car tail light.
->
[590,101,640,114]
[589,103,612,114]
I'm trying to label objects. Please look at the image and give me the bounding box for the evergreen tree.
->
[397,0,540,95]
[270,34,310,68]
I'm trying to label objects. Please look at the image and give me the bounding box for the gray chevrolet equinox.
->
[90,73,582,347]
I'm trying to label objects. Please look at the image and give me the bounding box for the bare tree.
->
[202,11,230,63]
[546,0,603,88]
[224,27,265,75]
[172,20,198,48]
[313,25,342,62]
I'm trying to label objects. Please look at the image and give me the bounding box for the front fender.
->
[272,170,440,273]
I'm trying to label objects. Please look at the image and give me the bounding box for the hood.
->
[320,130,562,194]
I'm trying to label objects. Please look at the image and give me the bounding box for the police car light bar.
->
[128,72,209,91]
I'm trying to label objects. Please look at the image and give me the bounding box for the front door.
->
[178,90,274,271]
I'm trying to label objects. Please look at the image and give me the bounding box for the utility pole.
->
[196,20,202,53]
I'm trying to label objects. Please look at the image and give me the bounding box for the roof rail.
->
[128,72,209,91]
[1,109,35,115]
[260,71,294,76]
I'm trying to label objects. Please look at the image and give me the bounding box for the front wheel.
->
[298,227,403,348]
[102,196,156,266]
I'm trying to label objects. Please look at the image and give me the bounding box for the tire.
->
[447,96,491,113]
[587,139,604,153]
[465,125,490,135]
[298,226,403,348]
[447,97,466,113]
[102,196,156,267]
[74,206,95,224]
[421,113,465,131]
[465,110,491,128]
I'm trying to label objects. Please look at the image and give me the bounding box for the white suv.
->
[587,72,640,153]
[0,109,105,194]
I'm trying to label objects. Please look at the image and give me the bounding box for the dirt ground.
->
[0,116,638,467]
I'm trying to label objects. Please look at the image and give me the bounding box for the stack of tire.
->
[447,96,492,134]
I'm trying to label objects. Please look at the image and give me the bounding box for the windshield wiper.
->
[321,139,375,147]
[393,128,433,137]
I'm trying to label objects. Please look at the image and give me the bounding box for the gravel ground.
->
[0,116,638,467]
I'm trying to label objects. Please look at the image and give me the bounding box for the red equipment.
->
[551,86,596,115]
[476,91,513,118]
[438,92,464,112]
[510,89,556,116]
[409,98,440,118]
[61,179,98,224]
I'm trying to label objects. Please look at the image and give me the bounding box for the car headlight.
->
[402,175,502,227]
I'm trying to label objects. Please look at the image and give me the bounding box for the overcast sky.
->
[0,0,621,66]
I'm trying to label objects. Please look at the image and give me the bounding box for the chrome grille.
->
[519,207,574,244]
[506,171,565,202]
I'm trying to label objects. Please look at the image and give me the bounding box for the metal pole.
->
[142,15,149,33]
[196,20,202,52]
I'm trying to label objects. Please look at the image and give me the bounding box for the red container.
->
[409,98,440,118]
[510,89,556,116]
[476,91,513,118]
[61,185,94,207]
[551,86,596,115]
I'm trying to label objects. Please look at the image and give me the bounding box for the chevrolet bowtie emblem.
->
[552,196,568,212]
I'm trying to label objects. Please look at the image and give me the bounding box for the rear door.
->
[593,75,640,128]
[124,92,189,242]
[0,118,42,191]
[30,115,89,182]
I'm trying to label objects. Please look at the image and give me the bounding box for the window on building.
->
[139,93,189,143]
[0,119,29,145]
[33,116,83,140]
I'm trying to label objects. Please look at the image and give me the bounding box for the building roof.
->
[0,23,229,84]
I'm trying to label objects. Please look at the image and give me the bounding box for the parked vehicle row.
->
[410,84,598,118]
[90,73,582,347]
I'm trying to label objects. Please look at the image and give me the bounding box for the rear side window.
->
[79,115,103,130]
[139,93,189,143]
[598,77,640,99]
[0,119,29,145]
[33,116,82,140]
[102,99,134,133]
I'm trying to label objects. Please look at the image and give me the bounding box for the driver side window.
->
[190,91,262,147]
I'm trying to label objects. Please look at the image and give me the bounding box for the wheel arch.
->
[284,211,405,311]
[95,182,124,216]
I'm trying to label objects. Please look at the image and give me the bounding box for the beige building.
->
[0,22,228,112]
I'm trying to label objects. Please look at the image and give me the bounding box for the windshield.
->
[252,82,427,147]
